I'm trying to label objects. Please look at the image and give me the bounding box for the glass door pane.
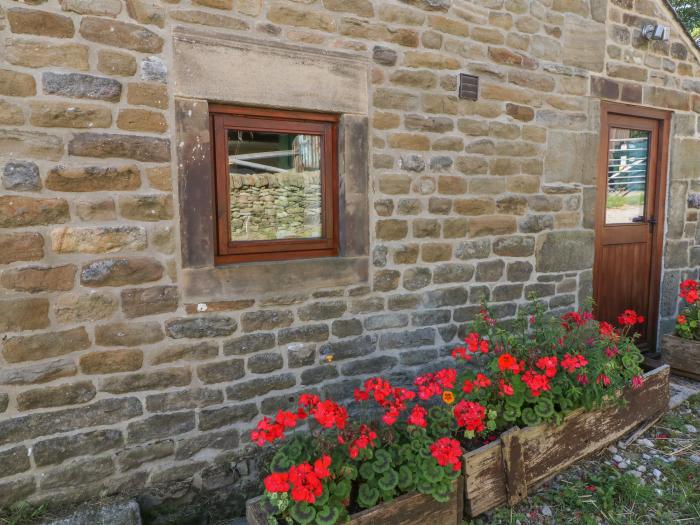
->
[605,128,649,224]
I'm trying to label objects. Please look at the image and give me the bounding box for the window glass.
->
[605,128,649,224]
[227,130,323,241]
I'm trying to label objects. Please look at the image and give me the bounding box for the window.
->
[210,106,339,264]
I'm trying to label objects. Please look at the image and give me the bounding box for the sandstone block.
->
[17,381,96,411]
[241,310,294,332]
[171,9,250,30]
[492,235,535,257]
[80,257,162,287]
[127,412,195,444]
[118,194,173,221]
[3,327,89,363]
[469,215,517,237]
[298,301,347,321]
[146,388,222,412]
[100,367,191,394]
[0,196,68,228]
[402,267,432,290]
[80,349,144,374]
[278,324,329,344]
[30,101,112,128]
[33,429,123,467]
[127,82,168,109]
[166,316,238,339]
[0,68,36,96]
[98,50,137,76]
[60,0,122,16]
[223,333,275,356]
[199,403,257,430]
[248,352,283,374]
[94,321,163,347]
[0,358,76,386]
[5,38,88,70]
[535,230,595,272]
[125,0,165,27]
[0,232,43,264]
[52,226,147,253]
[68,132,170,162]
[80,17,163,53]
[121,285,178,318]
[1,264,76,293]
[476,259,506,281]
[226,374,295,401]
[47,165,140,192]
[267,5,336,32]
[0,129,64,161]
[0,397,142,447]
[54,292,118,323]
[0,298,49,332]
[8,8,74,38]
[117,440,174,472]
[0,100,24,126]
[0,446,31,479]
[2,161,41,191]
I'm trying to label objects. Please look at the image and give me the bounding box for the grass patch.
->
[0,502,48,525]
[606,192,644,209]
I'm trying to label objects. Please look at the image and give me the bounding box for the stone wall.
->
[0,0,699,518]
[230,171,322,240]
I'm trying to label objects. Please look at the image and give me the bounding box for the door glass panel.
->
[605,128,649,224]
[227,130,323,241]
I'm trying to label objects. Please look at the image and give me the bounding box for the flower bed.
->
[462,364,670,517]
[247,478,463,525]
[244,300,653,524]
[664,279,700,380]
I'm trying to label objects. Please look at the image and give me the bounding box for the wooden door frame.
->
[593,101,672,352]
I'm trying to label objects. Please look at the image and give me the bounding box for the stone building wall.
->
[0,0,699,517]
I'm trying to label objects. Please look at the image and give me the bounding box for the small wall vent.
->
[459,74,478,101]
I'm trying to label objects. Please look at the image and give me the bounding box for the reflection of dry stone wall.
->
[230,171,321,240]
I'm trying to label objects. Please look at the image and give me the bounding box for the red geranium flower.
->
[465,332,489,353]
[453,400,487,432]
[498,379,514,396]
[677,315,687,325]
[560,353,588,373]
[264,472,290,493]
[430,437,463,471]
[408,405,428,428]
[522,370,550,397]
[497,353,519,373]
[535,356,558,378]
[618,309,644,326]
[474,373,491,388]
[599,321,616,338]
[680,279,699,304]
[632,375,644,389]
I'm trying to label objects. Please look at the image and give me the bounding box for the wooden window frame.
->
[210,105,340,265]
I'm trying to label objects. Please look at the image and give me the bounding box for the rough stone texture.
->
[3,161,41,191]
[47,165,141,192]
[0,0,697,513]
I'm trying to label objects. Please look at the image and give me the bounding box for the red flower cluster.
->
[429,437,462,472]
[453,400,487,432]
[535,356,558,378]
[354,377,416,425]
[618,309,644,326]
[596,373,611,387]
[632,375,644,389]
[346,424,377,459]
[264,455,333,504]
[407,405,427,428]
[561,311,585,330]
[498,379,514,396]
[599,321,617,338]
[251,409,304,446]
[415,368,456,400]
[560,353,588,373]
[497,353,523,374]
[521,370,551,397]
[251,394,347,446]
[680,279,699,304]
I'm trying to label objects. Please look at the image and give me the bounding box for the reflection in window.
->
[606,128,649,224]
[228,130,322,241]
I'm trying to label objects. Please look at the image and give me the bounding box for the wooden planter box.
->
[663,335,700,380]
[462,365,670,517]
[246,477,463,525]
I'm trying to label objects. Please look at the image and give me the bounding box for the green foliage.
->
[0,502,48,525]
[667,0,700,40]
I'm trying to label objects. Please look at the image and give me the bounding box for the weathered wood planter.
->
[246,477,463,525]
[663,335,700,380]
[462,365,670,517]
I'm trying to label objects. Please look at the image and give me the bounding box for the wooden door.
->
[593,103,671,351]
